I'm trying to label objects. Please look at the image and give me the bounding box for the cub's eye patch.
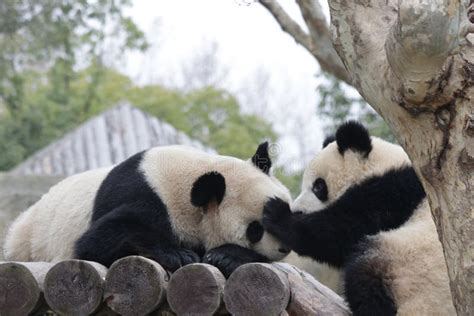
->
[246,221,264,243]
[312,178,328,202]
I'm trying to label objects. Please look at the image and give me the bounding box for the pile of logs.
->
[0,256,350,315]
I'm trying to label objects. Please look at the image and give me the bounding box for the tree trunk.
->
[259,0,474,314]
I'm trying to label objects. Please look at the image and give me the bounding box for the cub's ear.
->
[191,171,226,210]
[251,142,272,174]
[335,121,372,157]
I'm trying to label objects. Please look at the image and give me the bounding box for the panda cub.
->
[263,121,455,315]
[4,143,291,277]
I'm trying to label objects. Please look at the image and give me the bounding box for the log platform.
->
[0,257,350,315]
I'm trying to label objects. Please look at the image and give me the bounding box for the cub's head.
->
[293,121,410,213]
[190,142,292,261]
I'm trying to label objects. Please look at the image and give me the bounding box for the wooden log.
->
[104,256,167,316]
[273,263,351,316]
[94,304,120,316]
[167,263,226,315]
[149,302,176,316]
[224,263,290,316]
[0,262,54,316]
[44,259,107,315]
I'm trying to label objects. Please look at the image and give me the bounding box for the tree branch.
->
[295,0,350,84]
[258,0,313,54]
[259,0,350,84]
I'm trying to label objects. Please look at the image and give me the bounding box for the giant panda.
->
[263,121,455,315]
[4,143,292,277]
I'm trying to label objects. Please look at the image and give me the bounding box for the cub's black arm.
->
[263,167,426,267]
[203,244,269,278]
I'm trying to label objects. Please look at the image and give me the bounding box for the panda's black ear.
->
[335,121,372,157]
[251,142,272,174]
[191,171,226,209]
[322,135,335,149]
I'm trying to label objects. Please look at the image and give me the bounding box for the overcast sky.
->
[121,0,332,170]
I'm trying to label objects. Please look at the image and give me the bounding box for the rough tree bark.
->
[259,0,474,314]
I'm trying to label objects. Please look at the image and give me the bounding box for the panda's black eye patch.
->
[246,221,264,244]
[312,178,328,202]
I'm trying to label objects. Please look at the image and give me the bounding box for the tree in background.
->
[0,0,147,169]
[0,1,276,171]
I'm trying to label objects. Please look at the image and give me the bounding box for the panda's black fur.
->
[263,121,454,315]
[75,151,197,270]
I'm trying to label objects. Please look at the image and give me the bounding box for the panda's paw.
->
[203,249,243,278]
[203,245,269,278]
[262,197,292,236]
[149,248,200,272]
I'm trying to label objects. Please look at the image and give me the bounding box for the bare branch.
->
[295,0,350,84]
[386,0,467,104]
[259,0,350,84]
[258,0,314,51]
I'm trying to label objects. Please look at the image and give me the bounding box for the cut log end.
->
[44,260,107,315]
[104,256,167,316]
[0,262,43,316]
[224,263,290,316]
[167,263,226,315]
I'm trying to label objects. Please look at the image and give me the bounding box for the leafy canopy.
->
[0,0,275,171]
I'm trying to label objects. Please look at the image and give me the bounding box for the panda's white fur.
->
[5,144,291,276]
[263,122,455,315]
[4,168,109,262]
[367,199,453,315]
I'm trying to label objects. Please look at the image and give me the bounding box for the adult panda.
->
[263,121,455,315]
[4,143,291,277]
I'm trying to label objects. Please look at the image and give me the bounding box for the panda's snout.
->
[278,247,290,254]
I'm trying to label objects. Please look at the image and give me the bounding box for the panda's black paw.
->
[147,248,200,272]
[262,197,292,237]
[203,244,268,278]
[203,251,242,278]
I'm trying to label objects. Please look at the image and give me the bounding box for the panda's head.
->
[190,142,292,261]
[292,121,410,214]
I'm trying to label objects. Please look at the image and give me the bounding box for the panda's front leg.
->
[139,247,201,272]
[74,203,200,272]
[203,244,269,278]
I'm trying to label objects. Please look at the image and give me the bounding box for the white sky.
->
[121,0,332,170]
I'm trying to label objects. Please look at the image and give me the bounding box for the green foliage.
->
[0,0,147,114]
[0,0,148,170]
[0,1,275,170]
[0,66,276,170]
[317,73,395,142]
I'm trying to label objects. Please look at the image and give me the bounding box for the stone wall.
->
[0,173,62,259]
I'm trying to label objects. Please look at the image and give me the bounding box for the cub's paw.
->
[262,197,292,236]
[147,248,200,272]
